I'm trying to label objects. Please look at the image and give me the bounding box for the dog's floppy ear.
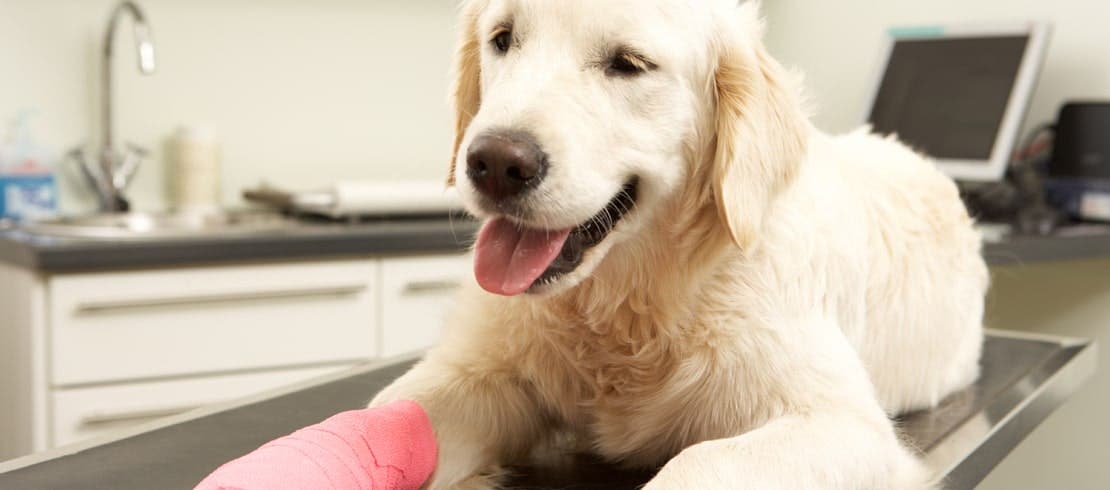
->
[446,0,486,187]
[711,3,809,247]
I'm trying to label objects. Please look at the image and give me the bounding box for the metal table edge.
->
[928,332,1097,489]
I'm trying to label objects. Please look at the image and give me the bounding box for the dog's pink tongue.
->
[474,218,572,296]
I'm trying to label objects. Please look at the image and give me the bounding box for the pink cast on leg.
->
[195,400,437,490]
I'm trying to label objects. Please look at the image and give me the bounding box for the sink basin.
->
[18,211,295,240]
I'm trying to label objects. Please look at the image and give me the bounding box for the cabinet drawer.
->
[49,260,379,386]
[51,364,350,447]
[380,255,470,357]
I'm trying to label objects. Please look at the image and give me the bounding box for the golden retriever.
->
[371,0,988,488]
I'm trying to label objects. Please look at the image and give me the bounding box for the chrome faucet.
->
[70,1,156,213]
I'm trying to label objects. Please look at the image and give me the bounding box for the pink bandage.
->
[195,400,437,490]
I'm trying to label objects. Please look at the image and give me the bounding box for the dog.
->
[371,0,988,488]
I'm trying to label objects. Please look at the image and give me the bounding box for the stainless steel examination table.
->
[0,331,1094,490]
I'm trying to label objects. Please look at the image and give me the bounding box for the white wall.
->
[0,0,458,214]
[763,0,1110,135]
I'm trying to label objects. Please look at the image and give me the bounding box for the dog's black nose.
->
[466,130,547,201]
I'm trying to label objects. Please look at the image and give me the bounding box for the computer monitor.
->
[863,22,1050,182]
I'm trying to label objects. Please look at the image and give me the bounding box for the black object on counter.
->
[1049,102,1110,181]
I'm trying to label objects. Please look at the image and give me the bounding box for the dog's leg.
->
[642,313,935,489]
[369,355,544,490]
[643,408,932,490]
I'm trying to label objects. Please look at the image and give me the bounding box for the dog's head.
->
[450,0,809,296]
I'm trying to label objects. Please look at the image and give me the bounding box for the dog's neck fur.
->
[519,150,745,403]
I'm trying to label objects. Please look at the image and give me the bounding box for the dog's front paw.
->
[642,441,735,490]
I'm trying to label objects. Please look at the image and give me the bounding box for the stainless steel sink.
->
[18,211,295,240]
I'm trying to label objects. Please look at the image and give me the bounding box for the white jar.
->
[169,126,220,213]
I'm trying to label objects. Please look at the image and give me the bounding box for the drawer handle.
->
[75,285,368,314]
[80,403,206,425]
[402,280,461,296]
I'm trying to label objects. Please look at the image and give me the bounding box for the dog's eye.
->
[491,29,512,54]
[606,50,654,77]
[609,56,642,75]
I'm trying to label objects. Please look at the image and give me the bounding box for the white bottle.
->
[169,126,220,214]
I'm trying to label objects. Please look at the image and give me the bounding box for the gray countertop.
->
[1,217,1109,272]
[981,224,1110,266]
[0,216,481,272]
[0,331,1095,490]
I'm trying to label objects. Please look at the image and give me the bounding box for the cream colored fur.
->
[372,1,988,488]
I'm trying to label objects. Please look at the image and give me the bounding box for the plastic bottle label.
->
[0,174,57,220]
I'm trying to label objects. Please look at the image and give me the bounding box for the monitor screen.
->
[867,35,1030,162]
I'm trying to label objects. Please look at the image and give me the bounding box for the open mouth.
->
[473,177,639,296]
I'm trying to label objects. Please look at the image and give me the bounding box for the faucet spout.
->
[78,1,156,213]
[103,1,156,152]
[105,1,156,74]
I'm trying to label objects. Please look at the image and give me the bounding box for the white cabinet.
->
[379,255,469,357]
[49,260,378,385]
[51,364,348,447]
[0,252,467,461]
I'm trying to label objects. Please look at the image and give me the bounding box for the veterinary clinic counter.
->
[0,331,1093,490]
[2,216,1110,273]
[982,224,1110,266]
[0,216,481,272]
